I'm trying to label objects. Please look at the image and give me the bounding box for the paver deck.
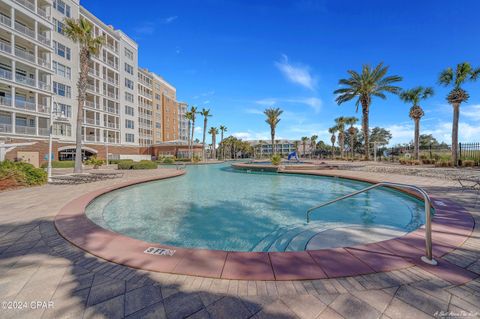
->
[0,165,479,318]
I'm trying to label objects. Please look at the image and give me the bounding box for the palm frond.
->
[438,67,453,86]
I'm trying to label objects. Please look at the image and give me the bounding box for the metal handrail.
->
[306,181,437,266]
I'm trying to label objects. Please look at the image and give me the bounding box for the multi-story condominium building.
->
[137,67,153,146]
[247,139,302,157]
[177,101,188,142]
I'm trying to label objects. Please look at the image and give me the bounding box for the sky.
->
[82,0,480,145]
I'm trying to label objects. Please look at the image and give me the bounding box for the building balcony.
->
[0,123,12,133]
[15,73,35,87]
[15,47,35,63]
[14,21,35,39]
[0,96,12,107]
[84,100,100,110]
[84,118,99,126]
[37,6,48,19]
[104,76,117,85]
[84,135,97,142]
[15,0,35,12]
[104,106,118,114]
[38,127,49,136]
[38,80,50,91]
[0,41,12,54]
[105,42,118,54]
[37,56,50,69]
[0,69,13,81]
[0,15,11,28]
[15,125,36,135]
[15,99,36,111]
[105,91,117,99]
[37,33,50,46]
[88,67,99,77]
[106,122,117,129]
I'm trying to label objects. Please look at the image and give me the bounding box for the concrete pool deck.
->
[1,166,480,318]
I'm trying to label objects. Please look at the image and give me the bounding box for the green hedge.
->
[0,160,47,188]
[109,159,134,165]
[40,160,75,168]
[117,160,157,170]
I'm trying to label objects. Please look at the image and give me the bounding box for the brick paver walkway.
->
[0,167,479,318]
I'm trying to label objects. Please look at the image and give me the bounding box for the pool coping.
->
[54,169,478,285]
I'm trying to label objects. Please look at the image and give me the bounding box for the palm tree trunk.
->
[191,118,195,159]
[452,103,460,166]
[331,142,335,159]
[74,49,89,173]
[340,134,345,158]
[202,119,207,161]
[361,101,370,160]
[350,134,354,160]
[414,118,420,160]
[271,130,275,156]
[220,131,224,160]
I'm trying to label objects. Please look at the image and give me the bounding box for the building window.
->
[52,18,65,35]
[125,78,134,90]
[53,61,71,79]
[53,123,71,136]
[53,102,72,117]
[124,63,134,75]
[125,92,134,103]
[53,0,71,17]
[124,48,133,60]
[53,41,71,60]
[125,105,134,116]
[53,82,71,98]
[125,133,135,143]
[125,119,134,129]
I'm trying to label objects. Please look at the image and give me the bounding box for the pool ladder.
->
[306,182,437,266]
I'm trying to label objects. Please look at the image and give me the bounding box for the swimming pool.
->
[85,163,426,252]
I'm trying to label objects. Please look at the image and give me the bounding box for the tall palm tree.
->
[208,127,219,159]
[184,111,193,159]
[344,117,358,159]
[258,140,265,159]
[399,87,434,160]
[263,107,283,155]
[199,108,212,161]
[439,63,480,165]
[64,17,104,173]
[334,63,402,160]
[334,117,347,158]
[301,136,308,157]
[329,126,337,159]
[219,125,227,160]
[293,140,300,154]
[189,106,198,159]
[310,135,318,159]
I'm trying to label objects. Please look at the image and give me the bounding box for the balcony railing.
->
[104,106,117,114]
[37,7,48,19]
[0,96,12,107]
[0,123,12,133]
[16,125,36,135]
[84,135,97,142]
[14,22,35,39]
[105,59,116,69]
[84,118,99,125]
[105,42,118,53]
[105,76,117,85]
[38,104,49,113]
[15,0,35,11]
[38,127,49,136]
[0,69,13,80]
[15,99,36,111]
[0,15,11,27]
[15,48,35,63]
[107,137,117,143]
[38,81,50,91]
[106,91,117,99]
[15,73,36,87]
[37,33,50,46]
[84,101,99,109]
[0,41,11,54]
[37,57,50,69]
[87,84,98,92]
[107,122,117,129]
[88,68,98,76]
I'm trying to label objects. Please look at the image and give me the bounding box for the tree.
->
[438,62,480,165]
[334,63,402,160]
[258,140,265,159]
[293,140,300,153]
[370,127,392,147]
[184,111,193,159]
[219,125,227,160]
[208,127,219,159]
[334,117,347,158]
[199,108,212,161]
[400,87,434,160]
[310,135,318,158]
[64,17,105,172]
[263,107,283,155]
[344,117,358,159]
[189,106,198,158]
[301,136,309,157]
[328,126,337,159]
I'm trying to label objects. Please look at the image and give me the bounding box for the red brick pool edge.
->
[54,170,478,285]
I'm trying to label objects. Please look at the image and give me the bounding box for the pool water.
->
[85,163,425,252]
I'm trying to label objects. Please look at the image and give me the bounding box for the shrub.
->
[84,156,104,169]
[411,160,421,166]
[0,160,47,190]
[162,157,175,164]
[192,155,201,163]
[109,159,134,165]
[435,160,453,168]
[117,160,157,170]
[463,160,475,167]
[40,160,75,168]
[271,154,282,166]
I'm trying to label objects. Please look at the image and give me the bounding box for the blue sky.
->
[83,0,480,145]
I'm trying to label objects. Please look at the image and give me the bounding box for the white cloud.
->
[461,104,480,122]
[254,97,322,113]
[194,126,202,133]
[274,54,317,91]
[232,131,271,140]
[245,108,264,115]
[162,16,178,24]
[134,22,156,35]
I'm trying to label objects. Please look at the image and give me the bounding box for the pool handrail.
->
[306,181,437,266]
[175,163,187,170]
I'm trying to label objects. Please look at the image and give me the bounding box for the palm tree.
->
[301,137,308,157]
[257,140,265,159]
[184,111,194,159]
[199,108,212,161]
[208,127,219,159]
[310,135,318,159]
[334,63,402,160]
[189,106,198,159]
[219,125,227,160]
[399,87,434,160]
[344,117,359,159]
[439,63,480,165]
[329,126,337,159]
[64,17,105,173]
[263,107,283,155]
[293,140,300,153]
[334,117,347,158]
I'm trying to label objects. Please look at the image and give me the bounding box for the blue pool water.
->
[85,163,426,252]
